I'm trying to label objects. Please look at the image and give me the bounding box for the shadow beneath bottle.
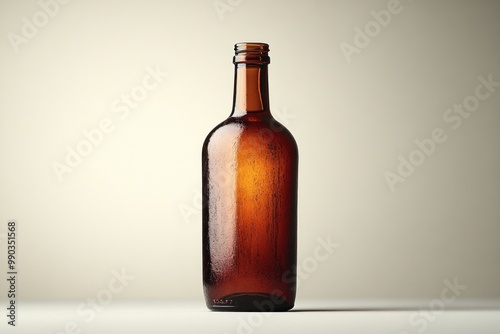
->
[290,305,500,312]
[290,307,420,312]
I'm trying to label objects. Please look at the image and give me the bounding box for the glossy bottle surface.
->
[202,43,298,312]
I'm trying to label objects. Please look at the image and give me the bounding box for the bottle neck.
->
[231,64,270,117]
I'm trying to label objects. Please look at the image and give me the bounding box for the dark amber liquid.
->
[202,112,298,312]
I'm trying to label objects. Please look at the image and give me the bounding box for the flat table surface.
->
[1,299,499,334]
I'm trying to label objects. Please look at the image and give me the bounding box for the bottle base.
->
[207,292,294,312]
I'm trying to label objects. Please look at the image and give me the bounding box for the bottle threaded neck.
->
[233,42,270,65]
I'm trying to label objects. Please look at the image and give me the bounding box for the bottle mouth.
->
[233,42,270,65]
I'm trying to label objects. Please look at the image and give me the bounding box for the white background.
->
[0,0,499,307]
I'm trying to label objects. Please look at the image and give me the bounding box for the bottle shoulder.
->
[202,114,298,159]
[204,114,297,143]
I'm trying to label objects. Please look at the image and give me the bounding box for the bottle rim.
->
[233,42,270,65]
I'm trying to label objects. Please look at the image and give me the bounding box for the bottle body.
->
[202,113,298,311]
[202,43,298,312]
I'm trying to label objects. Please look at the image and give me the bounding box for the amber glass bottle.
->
[202,42,298,312]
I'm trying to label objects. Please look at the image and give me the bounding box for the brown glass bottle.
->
[202,43,298,312]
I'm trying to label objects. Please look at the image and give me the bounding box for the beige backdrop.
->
[0,0,499,302]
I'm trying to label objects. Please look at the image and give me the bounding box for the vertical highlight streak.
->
[207,124,243,278]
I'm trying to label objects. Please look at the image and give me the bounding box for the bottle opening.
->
[233,42,270,65]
